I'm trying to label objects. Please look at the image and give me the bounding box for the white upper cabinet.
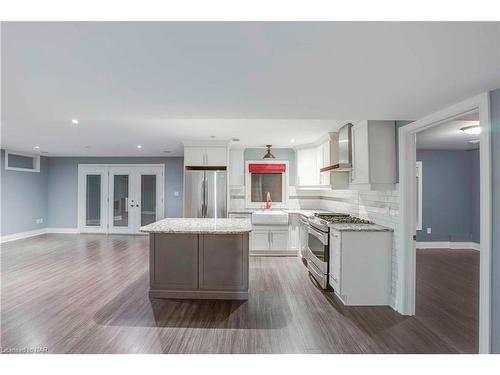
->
[184,147,227,167]
[318,140,331,186]
[228,149,245,186]
[296,147,319,187]
[350,120,396,190]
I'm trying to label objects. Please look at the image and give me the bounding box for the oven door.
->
[307,225,328,273]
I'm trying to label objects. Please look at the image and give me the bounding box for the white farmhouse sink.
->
[252,210,289,225]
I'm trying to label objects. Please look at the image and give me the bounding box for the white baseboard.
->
[0,228,47,243]
[416,241,480,251]
[0,227,79,243]
[46,227,79,234]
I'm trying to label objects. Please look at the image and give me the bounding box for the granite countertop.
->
[140,218,252,234]
[328,223,393,232]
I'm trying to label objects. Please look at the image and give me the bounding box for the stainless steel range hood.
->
[320,123,353,173]
[337,123,353,170]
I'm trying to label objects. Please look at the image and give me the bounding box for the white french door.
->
[78,164,164,234]
[78,165,109,233]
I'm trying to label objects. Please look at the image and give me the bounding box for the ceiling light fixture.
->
[263,145,276,159]
[460,125,481,135]
[34,146,40,149]
[137,145,142,149]
[468,139,480,144]
[71,119,79,125]
[290,138,295,143]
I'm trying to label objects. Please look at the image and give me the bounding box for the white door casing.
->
[398,93,492,353]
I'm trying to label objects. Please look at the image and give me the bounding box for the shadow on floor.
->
[93,271,292,330]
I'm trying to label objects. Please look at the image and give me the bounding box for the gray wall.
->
[416,149,479,242]
[47,157,184,228]
[244,148,296,185]
[0,150,49,236]
[491,88,500,353]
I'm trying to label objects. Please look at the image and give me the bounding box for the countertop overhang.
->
[140,218,252,234]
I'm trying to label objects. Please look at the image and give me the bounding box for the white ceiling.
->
[416,116,481,151]
[2,22,500,156]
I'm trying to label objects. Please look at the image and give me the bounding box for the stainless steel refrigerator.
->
[184,169,227,218]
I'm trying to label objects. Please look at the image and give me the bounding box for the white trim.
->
[4,150,41,172]
[416,241,480,251]
[398,92,492,353]
[46,227,79,234]
[0,227,80,243]
[0,228,46,243]
[416,161,422,231]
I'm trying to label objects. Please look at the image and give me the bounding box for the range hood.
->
[320,123,353,173]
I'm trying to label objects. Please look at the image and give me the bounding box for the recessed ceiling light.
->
[290,138,295,143]
[468,139,480,144]
[71,119,79,125]
[137,145,142,149]
[34,146,40,149]
[461,125,481,135]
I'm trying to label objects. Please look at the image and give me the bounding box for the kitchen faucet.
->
[265,192,272,209]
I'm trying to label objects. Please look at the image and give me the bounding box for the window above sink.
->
[245,160,289,209]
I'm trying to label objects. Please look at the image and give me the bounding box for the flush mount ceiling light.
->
[263,145,275,159]
[460,125,481,135]
[71,119,79,125]
[468,139,480,144]
[137,145,142,149]
[34,146,40,149]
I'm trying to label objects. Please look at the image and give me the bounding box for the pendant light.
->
[263,145,275,159]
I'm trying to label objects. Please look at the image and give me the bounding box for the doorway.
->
[78,164,164,234]
[398,93,492,353]
[413,111,481,353]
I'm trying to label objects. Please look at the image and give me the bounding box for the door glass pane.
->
[86,175,101,226]
[113,175,129,227]
[141,175,156,226]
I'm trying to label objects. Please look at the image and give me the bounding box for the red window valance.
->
[248,163,286,173]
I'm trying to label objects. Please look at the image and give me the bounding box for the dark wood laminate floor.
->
[415,248,479,353]
[1,235,478,354]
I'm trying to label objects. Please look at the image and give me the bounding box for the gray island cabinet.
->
[140,218,252,300]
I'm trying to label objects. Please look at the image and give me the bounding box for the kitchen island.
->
[140,218,252,300]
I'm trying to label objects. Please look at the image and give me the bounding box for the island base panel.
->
[149,232,250,300]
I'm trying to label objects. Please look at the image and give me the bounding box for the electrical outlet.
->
[174,191,179,197]
[427,227,431,234]
[35,218,44,224]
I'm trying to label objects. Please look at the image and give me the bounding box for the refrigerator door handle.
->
[201,177,206,218]
[204,177,209,218]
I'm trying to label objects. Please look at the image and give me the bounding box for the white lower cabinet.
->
[329,229,392,306]
[288,214,300,252]
[251,225,293,255]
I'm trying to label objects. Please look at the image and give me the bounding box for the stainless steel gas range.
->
[307,213,372,289]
